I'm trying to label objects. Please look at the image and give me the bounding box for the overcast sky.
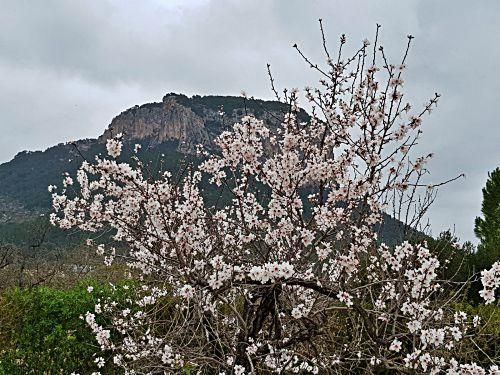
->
[0,0,499,243]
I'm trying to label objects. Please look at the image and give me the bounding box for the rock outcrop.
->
[97,93,309,153]
[99,95,210,153]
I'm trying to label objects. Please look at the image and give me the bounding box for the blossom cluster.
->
[479,261,500,304]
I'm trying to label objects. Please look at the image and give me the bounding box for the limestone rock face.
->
[97,93,308,154]
[99,96,210,153]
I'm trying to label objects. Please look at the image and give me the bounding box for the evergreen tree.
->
[474,168,500,270]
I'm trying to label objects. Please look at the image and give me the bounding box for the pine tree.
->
[474,167,500,270]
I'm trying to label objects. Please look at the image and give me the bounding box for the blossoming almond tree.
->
[51,22,499,374]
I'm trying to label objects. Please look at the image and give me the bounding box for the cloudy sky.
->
[0,0,499,243]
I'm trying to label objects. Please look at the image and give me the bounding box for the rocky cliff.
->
[97,93,307,152]
[99,95,210,153]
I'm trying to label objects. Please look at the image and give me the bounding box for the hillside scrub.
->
[50,22,500,374]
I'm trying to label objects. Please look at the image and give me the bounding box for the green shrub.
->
[0,281,132,374]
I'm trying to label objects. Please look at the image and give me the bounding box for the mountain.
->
[0,93,408,245]
[0,94,303,212]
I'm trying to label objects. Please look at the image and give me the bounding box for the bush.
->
[0,281,132,374]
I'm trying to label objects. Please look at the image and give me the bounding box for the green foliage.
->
[0,216,87,250]
[0,281,132,374]
[170,93,310,122]
[475,167,500,271]
[0,140,189,248]
[426,230,475,282]
[0,141,105,210]
[452,303,500,364]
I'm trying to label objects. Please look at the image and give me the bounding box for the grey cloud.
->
[0,0,498,243]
